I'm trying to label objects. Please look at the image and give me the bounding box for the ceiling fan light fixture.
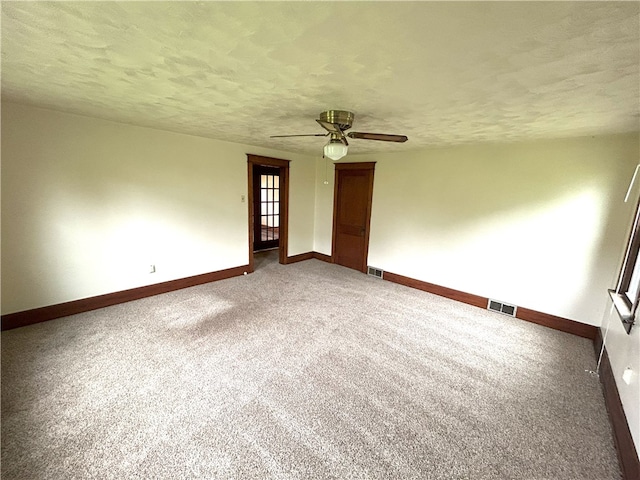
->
[270,110,407,157]
[324,136,348,161]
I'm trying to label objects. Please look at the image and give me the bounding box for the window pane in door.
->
[258,172,280,243]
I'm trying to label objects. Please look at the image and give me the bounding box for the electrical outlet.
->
[149,265,156,274]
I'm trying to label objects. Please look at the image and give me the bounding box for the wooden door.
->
[332,162,375,272]
[253,165,280,252]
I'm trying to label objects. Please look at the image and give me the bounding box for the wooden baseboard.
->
[286,251,332,264]
[517,306,596,339]
[1,265,250,331]
[2,256,597,342]
[285,252,314,264]
[594,330,640,480]
[312,252,333,263]
[383,270,597,339]
[383,271,488,308]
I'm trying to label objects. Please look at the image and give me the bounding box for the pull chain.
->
[324,155,329,185]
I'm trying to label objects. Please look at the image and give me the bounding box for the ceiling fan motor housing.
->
[320,110,354,131]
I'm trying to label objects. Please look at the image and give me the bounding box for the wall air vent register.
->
[367,267,384,279]
[488,299,517,317]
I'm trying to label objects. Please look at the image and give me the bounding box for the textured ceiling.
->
[1,2,639,156]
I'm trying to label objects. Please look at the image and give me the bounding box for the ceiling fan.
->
[270,110,408,160]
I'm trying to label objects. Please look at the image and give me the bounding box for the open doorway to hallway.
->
[253,165,280,252]
[253,249,280,271]
[246,154,290,272]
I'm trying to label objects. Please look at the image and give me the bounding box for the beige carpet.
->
[1,251,621,479]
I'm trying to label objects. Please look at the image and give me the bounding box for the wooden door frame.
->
[331,162,376,273]
[247,154,290,272]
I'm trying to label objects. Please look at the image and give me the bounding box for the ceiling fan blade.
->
[347,132,408,143]
[316,119,342,134]
[270,133,327,138]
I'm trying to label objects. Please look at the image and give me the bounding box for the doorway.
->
[332,162,376,273]
[253,165,280,252]
[247,154,290,272]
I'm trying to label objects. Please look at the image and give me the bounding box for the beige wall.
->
[315,134,639,326]
[313,157,335,254]
[1,102,316,314]
[602,304,640,452]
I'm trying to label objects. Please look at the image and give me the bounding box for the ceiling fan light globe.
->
[324,141,348,161]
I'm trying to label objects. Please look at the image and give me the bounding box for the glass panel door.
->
[260,173,280,242]
[253,166,280,251]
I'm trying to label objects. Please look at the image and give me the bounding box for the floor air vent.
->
[367,266,384,279]
[488,299,517,317]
